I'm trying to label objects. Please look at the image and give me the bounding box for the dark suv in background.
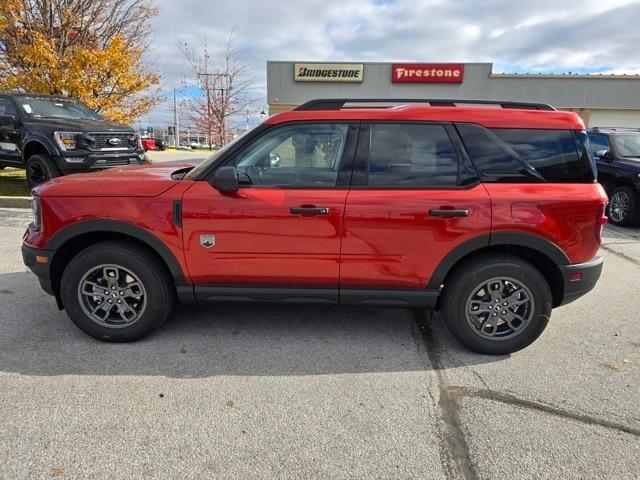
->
[588,127,640,226]
[0,93,148,187]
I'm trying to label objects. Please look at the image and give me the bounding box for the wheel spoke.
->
[103,267,120,288]
[115,301,134,321]
[469,300,493,314]
[81,281,103,295]
[121,282,143,299]
[500,310,527,332]
[486,279,503,302]
[502,290,529,308]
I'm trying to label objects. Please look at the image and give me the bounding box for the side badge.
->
[200,234,215,248]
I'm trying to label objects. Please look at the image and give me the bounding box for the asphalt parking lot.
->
[1,206,639,479]
[146,148,208,164]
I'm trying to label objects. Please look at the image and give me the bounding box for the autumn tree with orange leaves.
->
[0,0,161,124]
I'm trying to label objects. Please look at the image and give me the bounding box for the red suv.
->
[22,99,607,354]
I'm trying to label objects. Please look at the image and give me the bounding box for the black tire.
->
[26,154,62,188]
[608,186,637,227]
[441,254,552,355]
[60,241,174,342]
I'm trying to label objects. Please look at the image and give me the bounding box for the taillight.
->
[595,202,607,242]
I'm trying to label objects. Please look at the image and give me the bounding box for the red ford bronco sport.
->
[22,99,608,354]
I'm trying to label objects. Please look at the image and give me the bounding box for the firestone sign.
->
[392,64,464,83]
[294,63,364,83]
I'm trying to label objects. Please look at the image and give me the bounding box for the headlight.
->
[31,196,41,231]
[53,131,81,151]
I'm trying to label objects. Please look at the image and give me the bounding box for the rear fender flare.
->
[426,232,570,289]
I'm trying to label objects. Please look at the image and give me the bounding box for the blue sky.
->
[138,0,640,128]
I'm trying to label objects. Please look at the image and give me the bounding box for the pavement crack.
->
[411,309,478,480]
[448,386,640,438]
[600,244,640,266]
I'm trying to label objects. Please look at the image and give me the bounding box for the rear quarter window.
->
[456,123,595,183]
[491,129,594,183]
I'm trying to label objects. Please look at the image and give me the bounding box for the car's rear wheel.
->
[608,186,637,226]
[441,254,552,355]
[26,154,62,188]
[60,241,174,342]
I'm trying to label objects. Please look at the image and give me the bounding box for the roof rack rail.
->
[590,126,640,131]
[294,98,556,111]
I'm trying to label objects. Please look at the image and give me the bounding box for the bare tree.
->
[177,32,255,147]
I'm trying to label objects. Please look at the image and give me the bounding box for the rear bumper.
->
[22,243,55,296]
[558,256,603,306]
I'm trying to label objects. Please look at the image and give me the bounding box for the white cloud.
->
[140,0,640,125]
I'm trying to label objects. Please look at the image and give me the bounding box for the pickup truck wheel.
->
[60,241,174,342]
[608,186,637,226]
[26,154,62,188]
[441,254,552,355]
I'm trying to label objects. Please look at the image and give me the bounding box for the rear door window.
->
[367,123,460,187]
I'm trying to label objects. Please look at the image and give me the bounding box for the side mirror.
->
[269,152,281,168]
[596,149,613,162]
[212,166,239,193]
[0,114,15,125]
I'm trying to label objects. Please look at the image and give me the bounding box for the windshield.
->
[16,96,104,120]
[612,134,640,157]
[184,128,256,180]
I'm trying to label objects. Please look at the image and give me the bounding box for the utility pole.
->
[173,88,180,147]
[197,72,229,146]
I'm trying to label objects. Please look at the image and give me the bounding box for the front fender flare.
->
[47,219,188,285]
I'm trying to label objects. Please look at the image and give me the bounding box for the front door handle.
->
[428,208,470,218]
[290,206,331,216]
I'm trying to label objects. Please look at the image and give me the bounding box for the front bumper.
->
[558,256,604,306]
[54,150,148,172]
[22,243,55,296]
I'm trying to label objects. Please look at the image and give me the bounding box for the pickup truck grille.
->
[89,133,135,151]
[94,158,138,167]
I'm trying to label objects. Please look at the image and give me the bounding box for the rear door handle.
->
[290,206,331,216]
[428,208,470,218]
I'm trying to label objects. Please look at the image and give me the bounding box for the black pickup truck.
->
[0,93,148,187]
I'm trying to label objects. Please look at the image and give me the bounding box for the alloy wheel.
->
[609,191,630,224]
[77,264,147,328]
[465,277,535,341]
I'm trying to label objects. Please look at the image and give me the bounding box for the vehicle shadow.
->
[0,271,505,378]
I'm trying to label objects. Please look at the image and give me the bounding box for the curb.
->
[0,196,32,209]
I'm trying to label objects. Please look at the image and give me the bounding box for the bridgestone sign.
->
[294,63,364,83]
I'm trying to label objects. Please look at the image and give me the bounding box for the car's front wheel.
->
[26,154,62,188]
[441,254,552,355]
[60,241,174,342]
[608,186,637,226]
